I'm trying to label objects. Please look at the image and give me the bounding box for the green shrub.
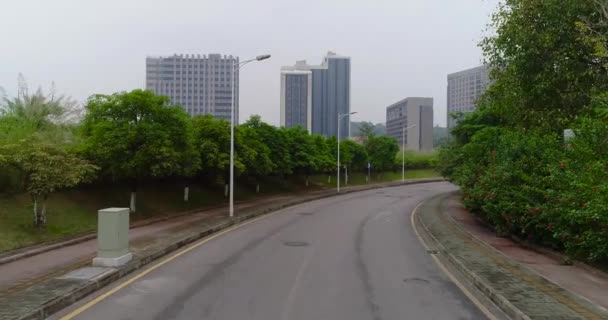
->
[394,150,439,170]
[444,119,608,263]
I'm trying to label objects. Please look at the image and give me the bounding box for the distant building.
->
[146,53,239,123]
[280,52,351,139]
[447,65,490,129]
[386,97,434,152]
[280,61,312,132]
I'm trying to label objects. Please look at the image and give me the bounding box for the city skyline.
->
[0,0,497,128]
[281,52,351,139]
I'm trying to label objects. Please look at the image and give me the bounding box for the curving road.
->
[54,182,486,320]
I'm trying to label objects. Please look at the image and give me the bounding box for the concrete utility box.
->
[92,207,132,267]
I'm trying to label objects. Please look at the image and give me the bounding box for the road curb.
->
[413,193,531,320]
[10,178,445,320]
[0,205,231,266]
[440,193,608,317]
[0,179,444,266]
[414,192,608,320]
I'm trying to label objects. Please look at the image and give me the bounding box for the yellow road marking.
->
[59,210,286,320]
[410,201,498,320]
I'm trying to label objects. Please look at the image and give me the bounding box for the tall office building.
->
[447,65,490,129]
[280,52,351,139]
[146,53,239,122]
[280,61,312,132]
[386,97,434,152]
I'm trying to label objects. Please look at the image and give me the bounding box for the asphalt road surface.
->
[54,182,486,320]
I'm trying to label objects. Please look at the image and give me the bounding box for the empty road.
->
[54,182,486,320]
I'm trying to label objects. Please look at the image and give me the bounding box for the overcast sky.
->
[0,0,497,127]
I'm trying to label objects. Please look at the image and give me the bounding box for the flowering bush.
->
[445,119,608,263]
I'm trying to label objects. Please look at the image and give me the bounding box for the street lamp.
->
[337,111,357,193]
[229,54,271,217]
[401,124,417,183]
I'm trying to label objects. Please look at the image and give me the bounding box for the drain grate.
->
[297,212,314,216]
[284,241,310,247]
[426,249,440,255]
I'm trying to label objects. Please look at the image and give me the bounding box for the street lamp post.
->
[337,111,357,193]
[229,54,271,218]
[401,124,417,183]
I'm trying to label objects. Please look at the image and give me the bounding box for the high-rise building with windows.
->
[386,97,434,152]
[280,61,312,132]
[447,65,490,129]
[146,53,239,122]
[280,52,351,139]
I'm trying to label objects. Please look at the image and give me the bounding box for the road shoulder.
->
[0,178,443,320]
[412,192,608,320]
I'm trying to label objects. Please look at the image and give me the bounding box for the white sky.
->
[0,0,498,127]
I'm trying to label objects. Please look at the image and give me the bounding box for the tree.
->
[177,119,200,202]
[480,0,608,131]
[240,125,274,192]
[242,115,292,177]
[0,82,83,193]
[358,121,376,143]
[1,76,82,127]
[337,140,368,184]
[1,139,96,227]
[349,141,369,172]
[312,134,334,183]
[192,115,255,196]
[285,126,317,186]
[365,136,399,172]
[192,115,229,179]
[81,90,194,212]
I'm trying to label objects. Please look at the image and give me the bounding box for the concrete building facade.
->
[280,52,351,139]
[280,61,312,132]
[146,53,239,122]
[386,97,434,152]
[447,65,490,129]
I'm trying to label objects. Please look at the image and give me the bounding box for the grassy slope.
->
[0,169,440,252]
[309,169,440,187]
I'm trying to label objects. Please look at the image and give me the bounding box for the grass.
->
[309,169,440,187]
[0,183,224,252]
[0,169,440,253]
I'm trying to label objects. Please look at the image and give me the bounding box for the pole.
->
[229,60,236,217]
[402,127,405,183]
[337,114,341,193]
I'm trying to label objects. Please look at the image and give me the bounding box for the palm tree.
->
[1,75,81,128]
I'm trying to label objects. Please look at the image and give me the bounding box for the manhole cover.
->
[297,212,314,216]
[426,249,440,255]
[284,241,310,247]
[403,277,430,284]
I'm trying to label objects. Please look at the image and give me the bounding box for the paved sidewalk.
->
[0,194,294,294]
[416,192,608,320]
[445,194,608,312]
